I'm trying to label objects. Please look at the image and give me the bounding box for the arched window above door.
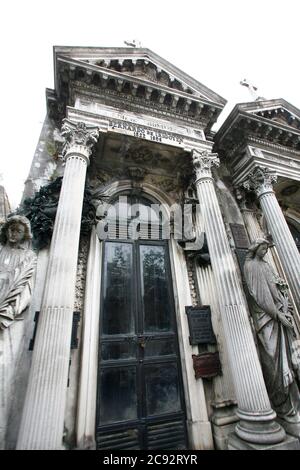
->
[100,192,166,241]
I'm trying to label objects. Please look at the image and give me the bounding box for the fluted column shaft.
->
[17,121,99,450]
[259,192,300,309]
[192,151,285,444]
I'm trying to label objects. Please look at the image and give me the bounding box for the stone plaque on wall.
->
[192,352,222,379]
[230,223,249,249]
[185,305,216,345]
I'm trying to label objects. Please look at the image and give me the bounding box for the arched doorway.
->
[95,194,188,450]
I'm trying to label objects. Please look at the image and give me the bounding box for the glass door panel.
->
[102,242,134,336]
[139,244,173,333]
[144,363,181,416]
[99,366,138,425]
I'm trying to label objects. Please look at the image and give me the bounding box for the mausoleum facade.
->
[1,46,300,450]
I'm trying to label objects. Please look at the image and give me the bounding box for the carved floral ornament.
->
[191,150,220,179]
[242,166,278,197]
[60,119,100,159]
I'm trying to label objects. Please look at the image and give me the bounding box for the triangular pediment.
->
[239,99,300,132]
[53,46,226,107]
[215,98,300,155]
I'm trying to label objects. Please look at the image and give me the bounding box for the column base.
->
[235,419,286,445]
[228,433,300,450]
[277,417,300,439]
[235,408,286,445]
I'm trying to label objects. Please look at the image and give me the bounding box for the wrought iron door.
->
[96,240,187,450]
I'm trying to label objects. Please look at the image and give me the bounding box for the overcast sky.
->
[1,0,300,208]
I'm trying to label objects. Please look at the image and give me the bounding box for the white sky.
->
[1,0,300,209]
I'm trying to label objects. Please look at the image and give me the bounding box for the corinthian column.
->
[192,150,285,445]
[243,166,300,311]
[17,120,99,450]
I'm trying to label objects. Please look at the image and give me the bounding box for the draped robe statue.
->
[0,216,36,448]
[244,238,300,434]
[0,216,36,329]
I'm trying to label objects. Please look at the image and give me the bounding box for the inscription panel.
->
[74,95,206,148]
[230,223,249,249]
[185,305,216,345]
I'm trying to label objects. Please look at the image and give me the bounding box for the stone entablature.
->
[74,95,205,139]
[70,85,210,130]
[229,143,300,186]
[66,106,211,152]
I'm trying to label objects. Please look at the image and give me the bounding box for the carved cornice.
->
[242,166,277,198]
[192,150,220,180]
[247,136,300,158]
[70,83,208,129]
[61,119,100,160]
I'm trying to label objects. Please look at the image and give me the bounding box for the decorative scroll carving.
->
[61,120,99,159]
[192,150,220,179]
[0,216,37,329]
[20,178,96,249]
[242,166,277,198]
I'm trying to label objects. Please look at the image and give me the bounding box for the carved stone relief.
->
[74,237,89,312]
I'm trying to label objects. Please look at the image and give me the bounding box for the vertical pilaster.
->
[76,228,102,449]
[243,166,300,311]
[192,150,285,445]
[17,121,99,450]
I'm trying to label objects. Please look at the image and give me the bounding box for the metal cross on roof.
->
[124,39,142,48]
[240,78,259,100]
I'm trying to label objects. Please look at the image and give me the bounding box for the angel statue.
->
[244,238,300,434]
[0,215,37,329]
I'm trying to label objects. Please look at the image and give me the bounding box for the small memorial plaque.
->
[185,305,216,345]
[230,223,249,249]
[192,352,222,379]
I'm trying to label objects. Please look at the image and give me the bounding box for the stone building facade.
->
[1,46,300,450]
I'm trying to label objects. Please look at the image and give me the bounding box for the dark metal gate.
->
[96,240,187,450]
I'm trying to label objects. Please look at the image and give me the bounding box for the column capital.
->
[192,150,220,180]
[242,166,277,198]
[61,119,100,163]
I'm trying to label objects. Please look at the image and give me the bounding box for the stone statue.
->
[244,238,300,434]
[0,215,37,329]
